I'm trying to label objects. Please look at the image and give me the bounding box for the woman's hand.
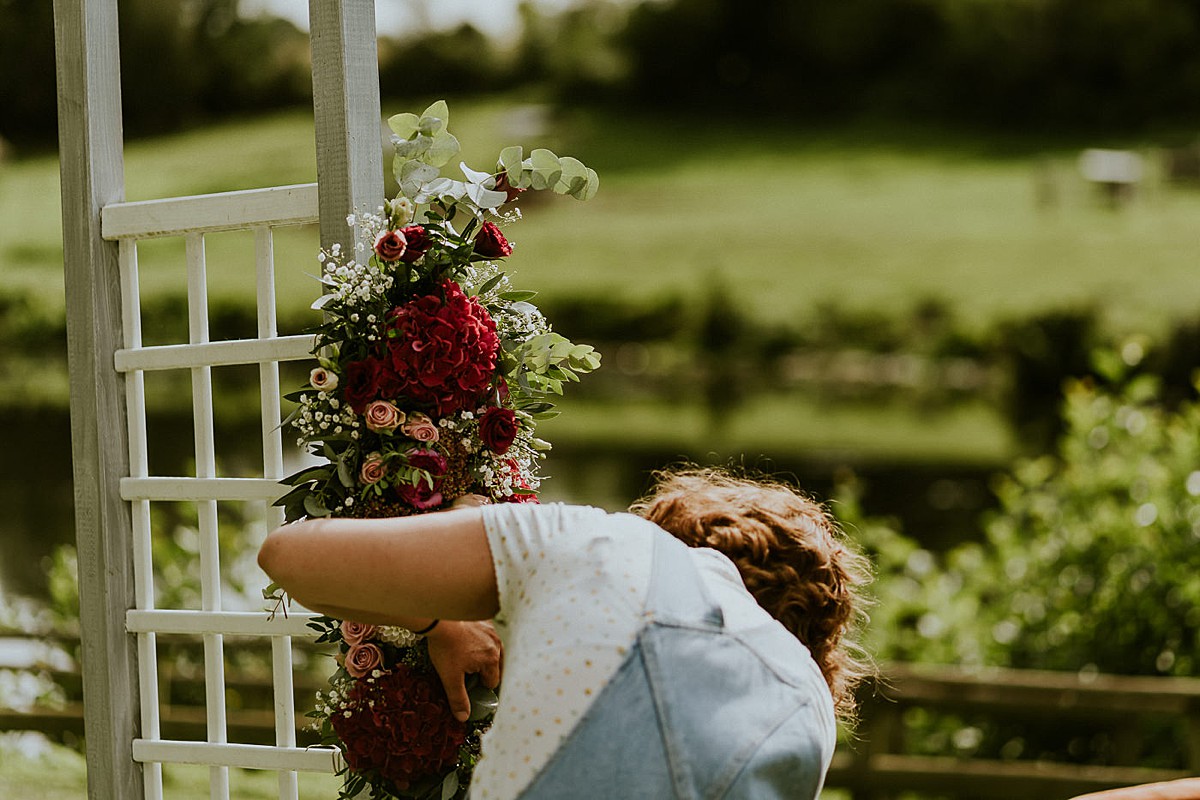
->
[426,620,503,722]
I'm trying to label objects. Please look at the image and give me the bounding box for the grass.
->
[5,98,1200,335]
[0,737,858,799]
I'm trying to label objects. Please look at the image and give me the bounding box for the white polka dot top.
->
[469,502,781,800]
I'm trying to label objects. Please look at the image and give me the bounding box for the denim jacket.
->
[516,531,836,799]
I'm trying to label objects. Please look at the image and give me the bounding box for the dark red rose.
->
[494,173,527,204]
[374,229,407,262]
[385,281,500,416]
[473,221,513,259]
[396,447,448,510]
[398,225,432,263]
[331,665,467,791]
[343,358,383,413]
[479,407,519,455]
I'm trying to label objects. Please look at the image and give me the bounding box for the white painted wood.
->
[114,334,315,373]
[132,740,340,773]
[308,0,384,253]
[52,0,144,797]
[184,234,230,800]
[120,477,288,502]
[102,184,319,240]
[126,610,321,638]
[254,227,301,800]
[118,239,165,800]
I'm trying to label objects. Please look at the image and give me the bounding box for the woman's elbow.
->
[258,526,297,585]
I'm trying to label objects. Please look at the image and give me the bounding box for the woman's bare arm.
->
[257,507,499,623]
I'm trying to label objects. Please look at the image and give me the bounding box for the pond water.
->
[0,407,999,605]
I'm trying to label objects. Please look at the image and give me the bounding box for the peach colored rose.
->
[345,643,383,678]
[341,620,378,646]
[359,452,386,485]
[400,411,439,443]
[310,367,338,392]
[364,400,405,433]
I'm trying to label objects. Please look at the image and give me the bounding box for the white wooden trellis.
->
[54,2,385,798]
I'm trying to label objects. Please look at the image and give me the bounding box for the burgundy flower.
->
[384,281,500,416]
[473,221,513,259]
[374,229,408,262]
[331,665,467,790]
[396,447,448,510]
[398,225,432,263]
[343,358,383,413]
[479,407,519,455]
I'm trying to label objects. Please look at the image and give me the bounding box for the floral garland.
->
[272,101,600,800]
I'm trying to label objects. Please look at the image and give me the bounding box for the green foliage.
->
[862,350,1200,678]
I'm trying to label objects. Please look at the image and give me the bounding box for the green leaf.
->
[440,770,460,800]
[303,495,331,518]
[498,145,523,181]
[531,409,561,420]
[426,131,461,168]
[337,457,355,489]
[273,484,310,508]
[420,100,450,133]
[499,289,538,302]
[477,272,506,296]
[387,112,420,139]
[529,148,562,191]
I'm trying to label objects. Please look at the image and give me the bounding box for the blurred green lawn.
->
[4,98,1199,334]
[4,98,1197,461]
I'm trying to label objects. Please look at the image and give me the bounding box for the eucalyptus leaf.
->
[421,100,450,132]
[303,495,331,518]
[440,770,460,800]
[388,112,420,138]
[465,181,508,209]
[498,145,523,181]
[426,131,461,168]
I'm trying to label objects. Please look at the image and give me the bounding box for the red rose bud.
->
[479,407,519,455]
[374,229,407,262]
[398,224,432,263]
[494,173,527,204]
[473,222,513,259]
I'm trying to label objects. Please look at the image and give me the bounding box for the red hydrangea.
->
[331,665,467,791]
[385,281,499,416]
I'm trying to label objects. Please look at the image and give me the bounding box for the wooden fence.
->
[3,641,1199,798]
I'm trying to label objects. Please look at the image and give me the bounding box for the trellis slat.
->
[114,335,315,373]
[132,740,339,773]
[101,184,319,240]
[126,610,320,638]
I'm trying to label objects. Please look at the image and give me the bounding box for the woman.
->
[258,468,872,799]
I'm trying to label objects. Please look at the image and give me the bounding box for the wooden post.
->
[52,0,142,798]
[308,0,385,253]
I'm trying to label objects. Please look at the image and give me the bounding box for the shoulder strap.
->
[645,530,725,629]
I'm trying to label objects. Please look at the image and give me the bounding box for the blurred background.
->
[2,0,1200,797]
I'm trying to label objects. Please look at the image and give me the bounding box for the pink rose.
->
[359,452,386,485]
[345,643,383,678]
[341,620,378,646]
[374,229,408,262]
[309,367,338,391]
[364,400,405,433]
[473,221,513,259]
[400,411,439,443]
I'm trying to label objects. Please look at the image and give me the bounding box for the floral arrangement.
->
[273,101,600,800]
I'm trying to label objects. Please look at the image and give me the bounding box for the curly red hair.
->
[631,467,873,726]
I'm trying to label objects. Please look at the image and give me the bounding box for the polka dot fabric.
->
[471,503,654,800]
